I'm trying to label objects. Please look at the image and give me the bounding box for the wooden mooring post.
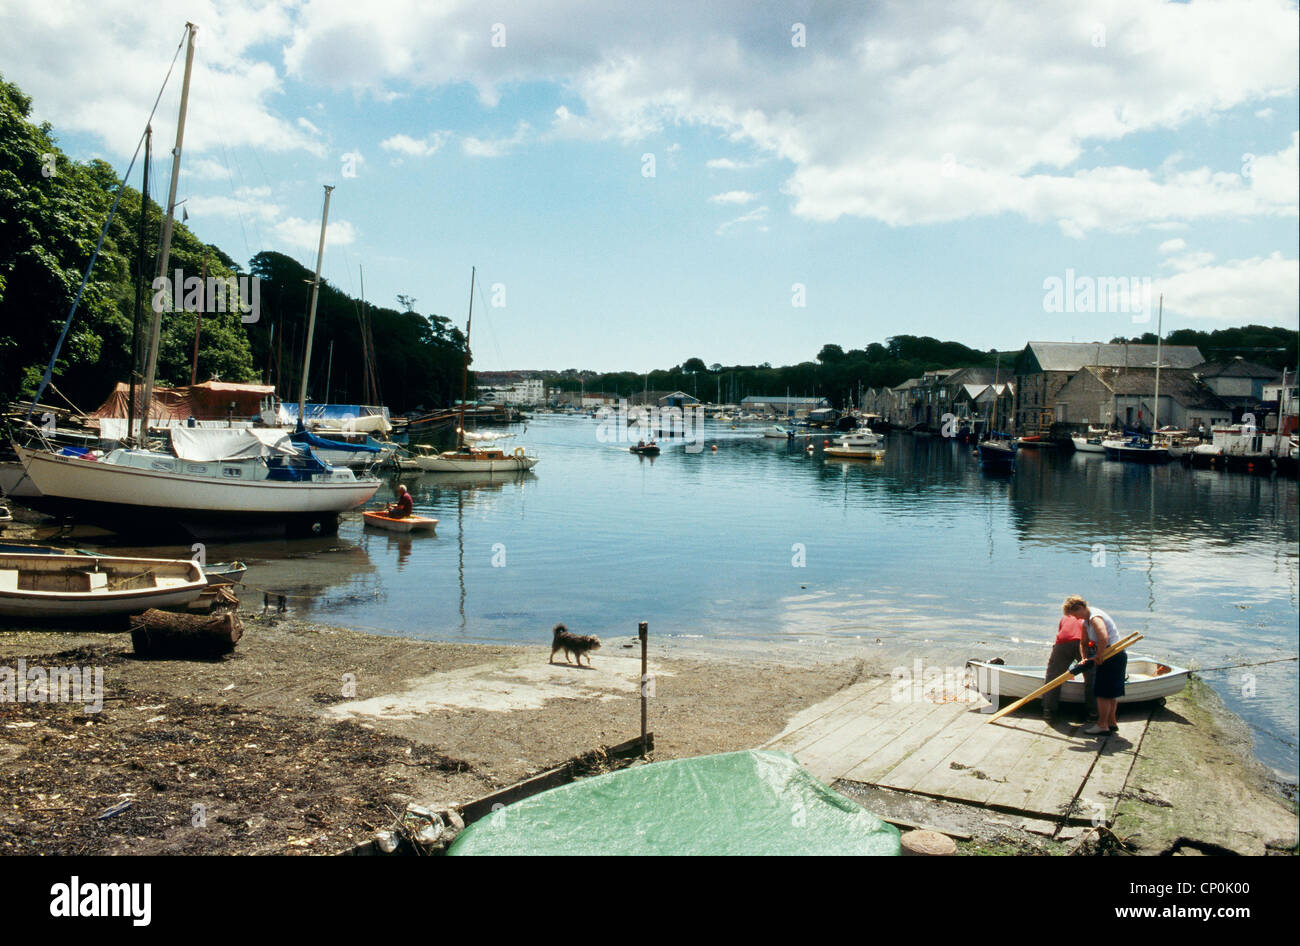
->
[639,621,649,758]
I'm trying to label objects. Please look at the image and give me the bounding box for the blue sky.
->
[4,1,1297,372]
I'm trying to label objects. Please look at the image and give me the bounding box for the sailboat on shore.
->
[414,267,539,474]
[12,25,379,537]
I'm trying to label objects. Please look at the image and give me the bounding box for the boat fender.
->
[514,447,525,458]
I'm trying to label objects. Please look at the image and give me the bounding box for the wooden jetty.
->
[763,676,1151,837]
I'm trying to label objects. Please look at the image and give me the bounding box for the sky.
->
[1,0,1297,373]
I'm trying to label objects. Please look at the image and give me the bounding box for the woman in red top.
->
[1041,610,1086,719]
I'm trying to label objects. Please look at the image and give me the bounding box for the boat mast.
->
[127,126,152,446]
[297,184,334,426]
[137,22,197,444]
[456,266,476,450]
[1152,294,1163,435]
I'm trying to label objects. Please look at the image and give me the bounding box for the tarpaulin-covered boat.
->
[446,750,900,856]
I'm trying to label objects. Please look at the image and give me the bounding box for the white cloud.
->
[5,0,1296,238]
[271,216,358,251]
[462,122,531,158]
[716,205,769,236]
[1162,250,1217,273]
[185,186,279,223]
[380,132,449,157]
[707,158,758,170]
[274,0,1297,232]
[709,190,758,205]
[0,2,321,159]
[1160,253,1299,323]
[1158,238,1186,255]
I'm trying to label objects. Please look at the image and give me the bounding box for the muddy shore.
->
[0,606,1293,855]
[0,611,863,854]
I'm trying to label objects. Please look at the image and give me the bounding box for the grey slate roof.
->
[1082,366,1228,410]
[1025,342,1204,373]
[1192,358,1280,379]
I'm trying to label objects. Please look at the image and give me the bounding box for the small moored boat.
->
[629,442,661,456]
[0,551,206,619]
[824,430,885,460]
[362,511,438,533]
[966,655,1189,705]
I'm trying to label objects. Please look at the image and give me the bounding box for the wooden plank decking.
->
[763,677,1151,825]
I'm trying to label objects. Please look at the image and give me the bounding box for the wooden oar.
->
[987,632,1142,723]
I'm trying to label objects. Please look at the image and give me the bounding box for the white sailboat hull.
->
[14,445,380,516]
[414,453,538,473]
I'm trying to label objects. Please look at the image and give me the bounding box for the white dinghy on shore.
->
[0,551,206,619]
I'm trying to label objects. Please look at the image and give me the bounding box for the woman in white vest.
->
[1064,595,1126,736]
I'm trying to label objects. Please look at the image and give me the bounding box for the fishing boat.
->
[824,429,885,460]
[362,511,438,533]
[966,655,1189,705]
[629,441,661,456]
[0,551,206,619]
[446,750,900,856]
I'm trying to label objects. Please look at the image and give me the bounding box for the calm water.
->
[129,415,1299,778]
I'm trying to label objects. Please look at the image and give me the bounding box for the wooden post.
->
[639,621,649,758]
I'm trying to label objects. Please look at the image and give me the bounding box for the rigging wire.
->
[24,26,190,427]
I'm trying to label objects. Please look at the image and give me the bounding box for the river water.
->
[98,414,1300,779]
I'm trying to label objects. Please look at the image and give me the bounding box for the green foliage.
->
[247,252,467,412]
[0,72,462,414]
[1111,325,1298,372]
[551,335,1001,409]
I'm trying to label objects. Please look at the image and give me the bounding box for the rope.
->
[1194,656,1298,673]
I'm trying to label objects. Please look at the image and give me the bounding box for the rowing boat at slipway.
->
[966,656,1190,705]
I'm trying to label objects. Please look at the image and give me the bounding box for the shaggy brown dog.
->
[550,623,601,666]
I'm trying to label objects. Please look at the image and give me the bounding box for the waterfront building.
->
[1012,341,1205,436]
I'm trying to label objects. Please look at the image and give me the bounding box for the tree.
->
[682,357,707,374]
[818,344,846,363]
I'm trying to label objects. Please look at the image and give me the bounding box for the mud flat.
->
[0,612,861,854]
[0,609,1292,855]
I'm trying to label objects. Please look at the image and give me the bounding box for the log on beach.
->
[130,608,244,659]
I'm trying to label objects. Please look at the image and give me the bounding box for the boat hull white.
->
[15,445,379,516]
[0,460,40,498]
[967,656,1189,704]
[0,552,206,618]
[414,453,538,473]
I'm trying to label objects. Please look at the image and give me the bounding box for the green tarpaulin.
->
[446,750,900,856]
